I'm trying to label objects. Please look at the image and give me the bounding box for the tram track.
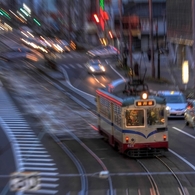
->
[1,60,195,194]
[0,60,115,194]
[1,60,158,194]
[137,156,189,195]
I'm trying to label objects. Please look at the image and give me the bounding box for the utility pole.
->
[118,0,123,58]
[68,0,72,40]
[192,0,195,97]
[128,17,133,71]
[156,18,160,79]
[149,0,155,78]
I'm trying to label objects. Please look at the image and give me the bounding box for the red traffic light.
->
[93,14,99,23]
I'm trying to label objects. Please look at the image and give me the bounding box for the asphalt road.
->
[0,125,16,195]
[1,30,195,194]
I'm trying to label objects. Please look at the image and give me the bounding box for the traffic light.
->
[0,9,11,19]
[93,14,99,23]
[33,18,41,26]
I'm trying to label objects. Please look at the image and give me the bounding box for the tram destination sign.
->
[135,99,156,107]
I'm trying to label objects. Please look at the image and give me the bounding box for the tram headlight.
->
[141,92,148,100]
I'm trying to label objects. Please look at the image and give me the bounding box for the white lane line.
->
[7,125,30,128]
[41,177,59,182]
[23,162,56,166]
[11,132,35,134]
[24,167,58,171]
[24,189,58,194]
[40,183,59,188]
[173,127,195,139]
[8,126,31,129]
[39,172,59,176]
[19,143,43,146]
[10,135,36,137]
[11,130,33,132]
[19,154,51,157]
[0,113,23,116]
[0,117,24,171]
[19,150,48,154]
[16,137,40,140]
[169,149,195,170]
[22,158,53,162]
[2,119,27,121]
[7,123,30,126]
[18,147,45,150]
[17,140,40,143]
[4,122,29,124]
[170,127,195,170]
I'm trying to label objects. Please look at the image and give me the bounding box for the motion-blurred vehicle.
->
[86,59,106,74]
[44,52,57,70]
[156,91,187,118]
[21,37,48,54]
[184,100,195,127]
[0,46,39,61]
[86,45,119,59]
[56,39,71,52]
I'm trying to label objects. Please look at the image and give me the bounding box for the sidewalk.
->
[116,51,194,96]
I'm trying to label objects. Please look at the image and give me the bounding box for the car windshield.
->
[164,95,186,103]
[90,61,100,66]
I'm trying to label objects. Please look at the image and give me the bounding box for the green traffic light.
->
[0,9,11,19]
[100,0,104,10]
[33,18,41,26]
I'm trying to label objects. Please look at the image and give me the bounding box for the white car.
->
[86,59,106,74]
[156,91,187,118]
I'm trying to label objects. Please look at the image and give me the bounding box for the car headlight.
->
[89,66,95,72]
[100,66,105,71]
[166,106,171,111]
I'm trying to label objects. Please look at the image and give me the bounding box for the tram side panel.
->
[97,96,113,144]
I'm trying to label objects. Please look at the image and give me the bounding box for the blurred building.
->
[115,0,166,52]
[0,0,167,51]
[166,0,193,68]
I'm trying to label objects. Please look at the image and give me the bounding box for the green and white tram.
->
[96,79,168,157]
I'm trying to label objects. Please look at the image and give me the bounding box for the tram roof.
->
[97,88,165,106]
[96,79,166,106]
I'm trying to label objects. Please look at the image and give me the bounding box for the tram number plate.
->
[9,172,40,192]
[127,144,134,148]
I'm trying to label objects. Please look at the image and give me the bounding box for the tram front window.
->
[147,108,165,125]
[126,110,144,126]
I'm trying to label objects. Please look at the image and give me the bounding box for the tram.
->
[96,78,168,157]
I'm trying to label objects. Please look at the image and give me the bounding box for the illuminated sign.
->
[135,100,156,107]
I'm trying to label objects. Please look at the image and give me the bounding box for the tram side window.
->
[125,110,144,126]
[147,108,165,125]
